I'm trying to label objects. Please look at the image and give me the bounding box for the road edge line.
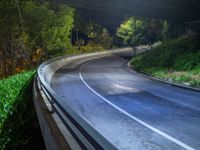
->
[79,63,195,150]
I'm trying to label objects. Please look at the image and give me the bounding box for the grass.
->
[0,70,45,150]
[131,36,200,88]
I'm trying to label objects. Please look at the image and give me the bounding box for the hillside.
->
[131,36,200,87]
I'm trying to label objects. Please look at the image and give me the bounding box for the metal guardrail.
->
[36,77,117,150]
[34,49,132,150]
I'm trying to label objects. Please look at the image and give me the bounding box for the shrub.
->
[80,43,104,53]
[131,36,200,87]
[0,71,35,149]
[132,36,200,71]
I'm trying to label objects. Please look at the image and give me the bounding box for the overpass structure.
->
[47,0,200,33]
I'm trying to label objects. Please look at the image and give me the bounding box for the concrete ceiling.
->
[46,0,200,33]
[47,0,200,21]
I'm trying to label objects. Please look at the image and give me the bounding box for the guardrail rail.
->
[33,48,133,150]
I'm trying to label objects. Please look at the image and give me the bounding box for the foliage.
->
[132,37,200,70]
[65,44,104,55]
[80,43,104,53]
[144,19,163,43]
[162,21,170,39]
[116,17,187,48]
[0,0,25,77]
[161,21,186,39]
[116,17,144,47]
[84,20,101,39]
[0,71,36,149]
[74,13,113,49]
[0,0,74,77]
[92,28,113,49]
[131,36,200,87]
[0,71,35,127]
[23,1,75,58]
[116,17,164,47]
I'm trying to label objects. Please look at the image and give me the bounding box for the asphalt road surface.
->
[51,51,200,150]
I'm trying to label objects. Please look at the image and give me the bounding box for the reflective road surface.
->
[51,51,200,150]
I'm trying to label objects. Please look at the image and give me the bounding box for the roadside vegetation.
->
[0,1,75,78]
[131,36,200,88]
[0,1,114,79]
[0,71,45,149]
[116,16,200,88]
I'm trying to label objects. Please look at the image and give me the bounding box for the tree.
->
[116,17,167,49]
[0,0,24,76]
[0,0,75,77]
[73,11,87,49]
[23,1,75,59]
[144,19,163,44]
[85,19,102,40]
[116,17,146,56]
[161,21,186,39]
[116,17,146,47]
[74,15,113,49]
[93,28,113,49]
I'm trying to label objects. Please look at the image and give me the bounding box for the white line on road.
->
[79,62,195,150]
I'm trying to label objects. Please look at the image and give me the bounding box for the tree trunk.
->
[76,28,80,50]
[132,47,137,57]
[3,48,7,77]
[11,37,15,74]
[0,48,2,78]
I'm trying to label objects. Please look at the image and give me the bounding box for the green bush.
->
[171,75,191,83]
[190,80,200,87]
[191,66,200,75]
[80,44,104,53]
[132,37,200,71]
[131,36,200,87]
[174,53,200,71]
[0,71,35,149]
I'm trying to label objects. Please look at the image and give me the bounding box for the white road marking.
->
[64,74,79,78]
[79,63,195,150]
[113,83,139,93]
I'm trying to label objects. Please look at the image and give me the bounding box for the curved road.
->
[51,51,200,150]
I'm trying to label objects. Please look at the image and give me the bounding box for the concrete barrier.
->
[38,48,131,85]
[33,48,131,150]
